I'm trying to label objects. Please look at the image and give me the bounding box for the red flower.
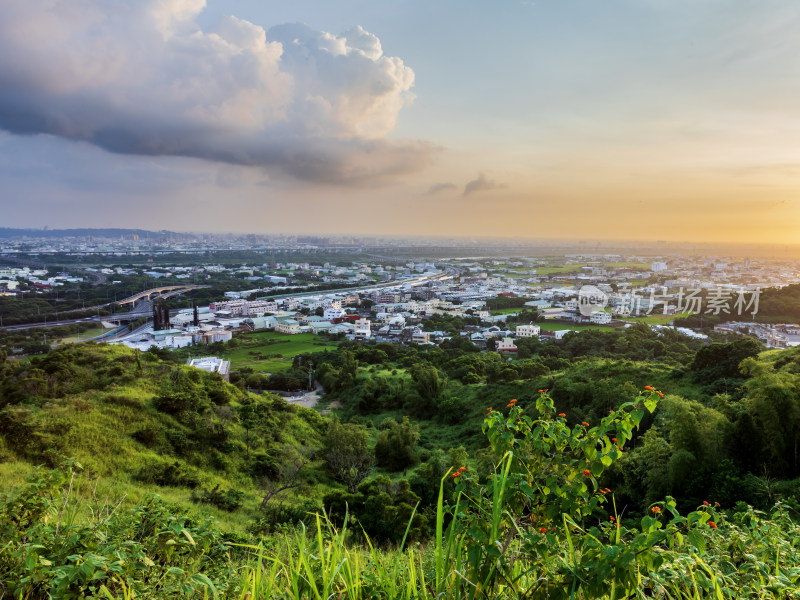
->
[651,506,661,514]
[657,391,664,398]
[708,521,717,529]
[703,500,709,506]
[644,385,654,391]
[558,413,566,417]
[609,515,615,521]
[459,466,467,472]
[538,389,544,393]
[486,406,492,411]
[612,438,617,443]
[582,469,591,476]
[452,472,460,478]
[581,421,590,427]
[539,527,547,533]
[543,388,548,392]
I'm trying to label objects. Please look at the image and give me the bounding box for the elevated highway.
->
[115,285,209,307]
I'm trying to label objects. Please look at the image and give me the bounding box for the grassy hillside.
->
[0,343,327,532]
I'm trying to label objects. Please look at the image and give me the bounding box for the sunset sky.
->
[1,0,799,243]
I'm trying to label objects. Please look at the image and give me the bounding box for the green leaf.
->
[590,461,603,477]
[688,529,706,553]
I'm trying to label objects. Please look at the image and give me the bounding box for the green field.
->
[58,327,106,344]
[604,262,651,270]
[222,331,338,372]
[533,265,585,275]
[491,308,522,315]
[622,311,693,325]
[528,321,612,332]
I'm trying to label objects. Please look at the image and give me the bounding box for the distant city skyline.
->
[1,0,799,244]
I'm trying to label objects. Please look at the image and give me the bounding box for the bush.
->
[191,484,244,512]
[134,460,201,489]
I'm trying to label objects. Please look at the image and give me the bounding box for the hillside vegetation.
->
[2,333,800,598]
[0,343,326,531]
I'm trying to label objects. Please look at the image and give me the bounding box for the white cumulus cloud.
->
[0,0,433,184]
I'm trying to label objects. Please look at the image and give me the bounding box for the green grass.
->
[534,321,611,332]
[490,308,522,315]
[224,332,339,372]
[603,261,651,270]
[622,311,692,325]
[501,272,536,279]
[58,327,106,344]
[533,265,585,275]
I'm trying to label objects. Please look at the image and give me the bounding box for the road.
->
[1,267,460,331]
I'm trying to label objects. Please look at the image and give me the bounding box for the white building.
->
[187,356,231,381]
[516,324,541,338]
[323,307,347,321]
[354,318,372,341]
[651,262,668,272]
[275,319,301,334]
[496,337,518,352]
[590,311,612,324]
[411,330,431,344]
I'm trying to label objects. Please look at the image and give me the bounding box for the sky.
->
[1,0,800,244]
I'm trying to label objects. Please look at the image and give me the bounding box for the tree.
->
[236,399,270,457]
[324,418,373,492]
[260,446,310,508]
[410,364,447,401]
[375,416,419,471]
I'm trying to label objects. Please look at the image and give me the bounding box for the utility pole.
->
[308,362,313,391]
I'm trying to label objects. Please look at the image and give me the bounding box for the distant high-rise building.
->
[651,262,668,272]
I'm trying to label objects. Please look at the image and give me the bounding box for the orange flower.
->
[581,421,590,427]
[459,466,467,472]
[543,388,548,392]
[582,469,591,476]
[604,488,611,493]
[558,413,566,417]
[609,515,615,521]
[538,389,544,393]
[486,406,492,411]
[539,527,547,533]
[452,472,460,479]
[708,521,717,529]
[612,438,617,443]
[644,385,654,391]
[657,391,664,398]
[651,506,661,514]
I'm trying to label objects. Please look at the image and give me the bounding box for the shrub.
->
[191,484,244,512]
